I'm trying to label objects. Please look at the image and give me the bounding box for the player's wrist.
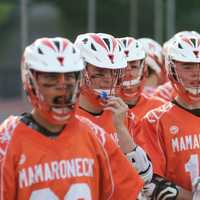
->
[152,175,179,200]
[143,174,180,200]
[126,146,153,184]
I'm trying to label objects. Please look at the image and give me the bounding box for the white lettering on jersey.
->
[109,132,119,146]
[145,103,173,124]
[172,134,200,152]
[19,158,94,188]
[76,115,106,145]
[0,116,19,161]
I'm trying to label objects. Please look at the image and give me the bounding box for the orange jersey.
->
[128,93,166,138]
[0,115,143,200]
[153,81,176,101]
[76,107,120,143]
[136,102,200,191]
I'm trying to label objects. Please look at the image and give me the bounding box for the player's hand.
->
[126,146,153,184]
[192,177,200,200]
[103,96,128,128]
[143,175,179,200]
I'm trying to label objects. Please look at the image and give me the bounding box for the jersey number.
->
[30,183,92,200]
[185,154,199,183]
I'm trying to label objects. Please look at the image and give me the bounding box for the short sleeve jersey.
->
[76,108,120,144]
[136,102,200,190]
[0,115,143,200]
[128,93,166,139]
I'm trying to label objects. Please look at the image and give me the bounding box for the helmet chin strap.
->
[116,66,146,101]
[122,79,141,87]
[172,80,200,106]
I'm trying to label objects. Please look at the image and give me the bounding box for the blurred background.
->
[0,0,200,122]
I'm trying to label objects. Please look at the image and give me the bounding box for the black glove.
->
[143,175,179,200]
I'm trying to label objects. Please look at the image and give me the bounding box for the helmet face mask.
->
[138,38,166,85]
[118,59,146,100]
[167,35,200,104]
[116,37,146,101]
[81,64,122,106]
[168,59,200,103]
[21,37,84,124]
[34,71,81,124]
[85,64,118,90]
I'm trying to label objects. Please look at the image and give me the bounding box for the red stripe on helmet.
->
[111,37,117,52]
[42,38,56,51]
[182,37,193,47]
[62,39,69,51]
[128,38,133,46]
[90,34,107,50]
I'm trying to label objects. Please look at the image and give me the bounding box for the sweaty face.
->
[174,61,200,95]
[36,72,79,112]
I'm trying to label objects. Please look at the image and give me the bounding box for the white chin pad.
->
[122,79,140,87]
[186,87,200,95]
[52,107,70,114]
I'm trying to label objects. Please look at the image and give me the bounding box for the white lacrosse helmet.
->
[138,38,165,83]
[75,33,127,106]
[174,30,200,39]
[74,32,127,69]
[167,36,200,63]
[118,37,146,61]
[167,35,200,103]
[163,30,200,57]
[21,37,85,124]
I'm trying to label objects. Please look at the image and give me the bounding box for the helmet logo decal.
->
[124,50,129,57]
[108,54,114,63]
[57,57,64,66]
[193,50,199,58]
